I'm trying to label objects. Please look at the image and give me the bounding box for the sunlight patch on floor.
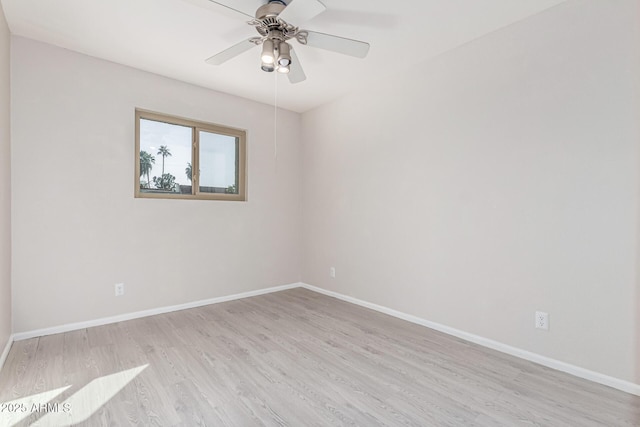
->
[32,364,148,426]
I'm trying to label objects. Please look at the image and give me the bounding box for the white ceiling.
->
[1,0,567,113]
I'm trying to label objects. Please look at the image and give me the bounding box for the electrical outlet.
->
[115,283,125,297]
[329,267,336,278]
[535,311,549,330]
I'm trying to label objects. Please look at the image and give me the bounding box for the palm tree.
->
[139,151,155,188]
[185,162,192,182]
[157,145,172,176]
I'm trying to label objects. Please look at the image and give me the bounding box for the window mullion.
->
[193,127,199,195]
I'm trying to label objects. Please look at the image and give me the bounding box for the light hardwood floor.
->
[0,288,638,426]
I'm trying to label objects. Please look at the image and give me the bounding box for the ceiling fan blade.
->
[278,0,326,24]
[303,30,370,58]
[181,0,255,18]
[205,39,256,65]
[288,48,306,84]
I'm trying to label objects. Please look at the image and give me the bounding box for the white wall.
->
[0,4,11,353]
[11,37,301,332]
[301,0,640,384]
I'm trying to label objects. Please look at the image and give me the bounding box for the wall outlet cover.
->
[115,283,125,297]
[535,311,549,330]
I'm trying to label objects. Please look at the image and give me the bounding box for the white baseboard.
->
[299,283,640,397]
[0,333,14,372]
[13,283,300,341]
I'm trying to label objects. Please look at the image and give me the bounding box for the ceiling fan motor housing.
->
[251,1,299,43]
[255,2,286,21]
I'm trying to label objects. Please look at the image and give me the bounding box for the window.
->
[135,110,246,201]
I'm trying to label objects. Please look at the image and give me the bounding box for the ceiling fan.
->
[203,0,370,84]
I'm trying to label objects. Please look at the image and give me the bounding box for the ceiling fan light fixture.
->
[277,41,291,67]
[261,61,275,72]
[261,39,275,64]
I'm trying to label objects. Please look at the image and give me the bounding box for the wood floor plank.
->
[1,288,639,426]
[0,338,40,402]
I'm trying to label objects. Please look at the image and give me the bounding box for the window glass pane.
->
[198,131,238,194]
[139,119,193,194]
